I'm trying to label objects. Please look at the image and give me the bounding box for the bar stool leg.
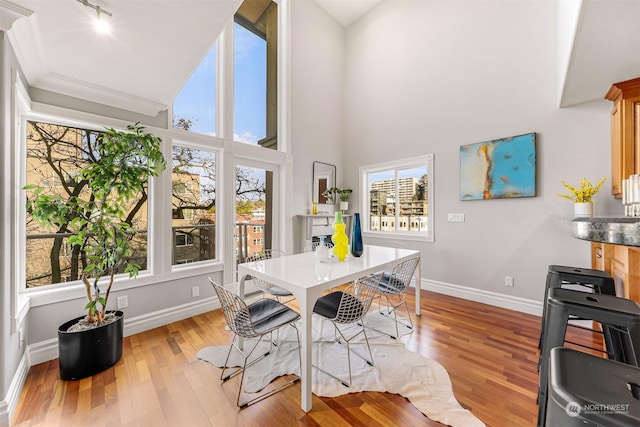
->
[537,300,571,427]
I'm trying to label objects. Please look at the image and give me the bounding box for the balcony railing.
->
[25,221,265,287]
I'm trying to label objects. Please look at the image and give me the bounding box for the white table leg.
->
[237,276,246,348]
[298,291,314,412]
[237,275,246,299]
[415,257,421,316]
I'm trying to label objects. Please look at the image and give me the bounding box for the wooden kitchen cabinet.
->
[605,77,640,198]
[592,242,640,303]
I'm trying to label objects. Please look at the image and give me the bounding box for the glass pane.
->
[25,121,149,287]
[172,43,216,135]
[398,166,429,232]
[171,146,217,266]
[369,170,395,231]
[235,166,270,262]
[233,22,266,144]
[368,166,429,233]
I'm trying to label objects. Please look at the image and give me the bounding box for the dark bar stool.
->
[537,288,640,427]
[540,266,617,356]
[546,347,640,427]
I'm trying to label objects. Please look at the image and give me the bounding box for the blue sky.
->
[172,23,266,143]
[370,166,428,183]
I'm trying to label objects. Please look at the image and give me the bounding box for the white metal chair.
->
[208,278,301,408]
[244,249,293,303]
[312,272,382,387]
[303,239,334,253]
[364,257,420,340]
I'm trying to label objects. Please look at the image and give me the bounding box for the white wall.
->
[1,30,12,421]
[1,30,27,425]
[341,0,621,306]
[290,0,346,251]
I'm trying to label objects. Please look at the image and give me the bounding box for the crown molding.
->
[0,0,32,31]
[32,72,169,116]
[6,12,46,85]
[6,6,167,116]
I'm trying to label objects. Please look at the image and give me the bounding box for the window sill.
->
[363,231,433,243]
[24,260,224,308]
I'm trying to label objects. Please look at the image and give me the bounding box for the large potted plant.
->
[25,123,166,380]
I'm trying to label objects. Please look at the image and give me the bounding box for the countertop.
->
[572,217,640,247]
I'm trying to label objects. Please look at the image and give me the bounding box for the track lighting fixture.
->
[76,0,112,34]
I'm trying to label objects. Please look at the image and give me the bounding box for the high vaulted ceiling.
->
[1,0,638,117]
[3,0,243,116]
[314,0,382,27]
[559,0,640,106]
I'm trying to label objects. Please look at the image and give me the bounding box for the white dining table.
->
[237,244,421,412]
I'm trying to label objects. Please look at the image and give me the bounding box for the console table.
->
[296,214,352,252]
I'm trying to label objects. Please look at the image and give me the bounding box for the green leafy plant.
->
[557,177,607,203]
[323,187,352,203]
[25,123,166,325]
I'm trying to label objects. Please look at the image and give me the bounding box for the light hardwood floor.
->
[11,290,604,427]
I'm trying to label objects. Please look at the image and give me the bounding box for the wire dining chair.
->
[312,272,383,387]
[364,257,420,340]
[208,278,301,408]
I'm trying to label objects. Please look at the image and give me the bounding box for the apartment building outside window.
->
[360,155,434,242]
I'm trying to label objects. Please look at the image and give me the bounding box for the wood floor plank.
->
[11,290,606,426]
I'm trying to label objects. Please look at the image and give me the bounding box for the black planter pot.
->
[57,310,124,380]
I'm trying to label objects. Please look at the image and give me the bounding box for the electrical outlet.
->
[117,295,128,309]
[192,286,200,298]
[505,276,514,287]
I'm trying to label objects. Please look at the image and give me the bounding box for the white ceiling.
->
[1,0,638,116]
[560,0,640,106]
[4,0,243,115]
[314,0,382,27]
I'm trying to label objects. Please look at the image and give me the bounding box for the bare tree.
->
[25,122,149,286]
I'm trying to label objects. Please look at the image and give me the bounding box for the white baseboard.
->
[0,350,30,427]
[421,279,543,316]
[124,296,218,336]
[28,296,220,368]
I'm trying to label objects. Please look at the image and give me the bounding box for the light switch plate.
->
[447,213,465,222]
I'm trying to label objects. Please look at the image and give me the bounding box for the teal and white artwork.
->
[460,133,536,200]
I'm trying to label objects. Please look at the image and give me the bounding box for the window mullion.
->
[394,169,400,232]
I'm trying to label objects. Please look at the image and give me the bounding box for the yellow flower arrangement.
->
[557,177,607,203]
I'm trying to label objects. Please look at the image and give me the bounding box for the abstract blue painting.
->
[460,133,536,200]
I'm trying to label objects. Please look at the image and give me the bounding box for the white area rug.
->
[197,312,485,427]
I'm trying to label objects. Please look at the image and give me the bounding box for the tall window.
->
[172,0,278,149]
[360,155,434,242]
[234,22,266,144]
[234,0,277,148]
[235,165,270,262]
[171,146,217,266]
[24,121,149,287]
[172,43,217,135]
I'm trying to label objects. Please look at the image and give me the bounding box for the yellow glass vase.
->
[332,211,349,262]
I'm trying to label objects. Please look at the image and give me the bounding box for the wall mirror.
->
[312,161,336,205]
